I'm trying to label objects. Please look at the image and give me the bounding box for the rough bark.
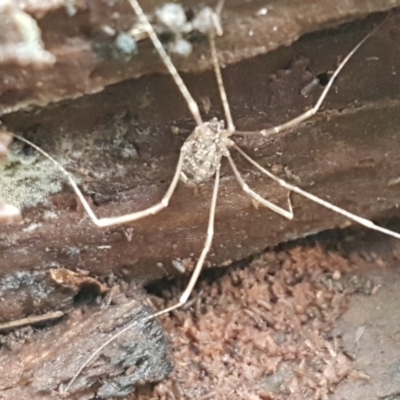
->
[0,283,173,399]
[1,2,400,398]
[1,0,400,114]
[2,12,400,306]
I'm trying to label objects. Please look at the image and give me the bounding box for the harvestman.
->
[10,1,400,393]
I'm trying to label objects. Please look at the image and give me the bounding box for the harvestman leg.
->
[207,31,294,219]
[127,0,203,127]
[12,133,185,228]
[211,23,398,238]
[205,13,397,232]
[226,153,293,220]
[64,167,221,393]
[129,0,295,222]
[59,2,398,392]
[225,17,400,240]
[63,0,298,392]
[234,21,383,138]
[234,144,400,240]
[12,0,208,229]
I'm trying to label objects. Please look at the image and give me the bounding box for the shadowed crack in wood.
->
[0,268,109,323]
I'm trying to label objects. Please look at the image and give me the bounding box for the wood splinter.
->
[0,311,64,332]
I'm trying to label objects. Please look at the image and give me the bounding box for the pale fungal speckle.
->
[155,3,189,35]
[170,126,180,135]
[332,270,341,280]
[255,7,268,17]
[355,326,365,343]
[301,77,320,97]
[387,176,400,187]
[101,25,116,36]
[191,6,217,35]
[113,32,138,62]
[168,37,192,57]
[172,258,186,274]
[0,153,64,209]
[22,223,41,233]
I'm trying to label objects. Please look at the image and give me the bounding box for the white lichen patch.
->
[0,110,143,212]
[0,140,65,209]
[22,222,42,232]
[42,210,58,220]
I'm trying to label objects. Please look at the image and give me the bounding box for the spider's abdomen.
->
[180,119,230,187]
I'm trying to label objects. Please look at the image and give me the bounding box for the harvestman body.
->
[9,1,400,393]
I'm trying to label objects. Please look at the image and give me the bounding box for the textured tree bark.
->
[0,3,400,398]
[2,11,400,301]
[0,284,173,399]
[1,0,400,114]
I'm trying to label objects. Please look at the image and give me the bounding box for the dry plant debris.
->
[0,310,64,332]
[0,281,173,399]
[49,268,109,295]
[136,242,375,400]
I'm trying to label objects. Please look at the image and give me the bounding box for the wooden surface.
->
[0,5,400,398]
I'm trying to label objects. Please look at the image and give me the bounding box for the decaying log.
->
[1,0,400,114]
[0,283,173,399]
[1,3,400,398]
[2,12,400,298]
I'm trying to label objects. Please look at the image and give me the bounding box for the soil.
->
[1,227,400,399]
[130,227,400,400]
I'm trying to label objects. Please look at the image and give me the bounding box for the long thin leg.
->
[234,22,383,138]
[209,34,235,133]
[127,0,203,127]
[226,153,293,220]
[234,144,400,239]
[12,133,183,228]
[63,167,221,394]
